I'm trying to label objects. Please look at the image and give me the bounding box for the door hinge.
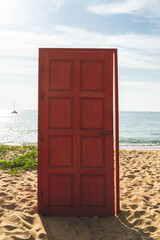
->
[40,133,43,142]
[40,191,43,200]
[41,92,44,100]
[40,64,43,72]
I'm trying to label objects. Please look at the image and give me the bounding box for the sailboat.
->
[12,100,18,114]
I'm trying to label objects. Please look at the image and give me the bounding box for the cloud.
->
[120,81,160,90]
[50,0,65,10]
[0,57,37,76]
[87,0,160,18]
[53,25,160,51]
[0,24,159,111]
[0,25,160,82]
[119,48,160,70]
[0,0,65,25]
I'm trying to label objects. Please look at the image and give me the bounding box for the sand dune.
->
[0,150,160,240]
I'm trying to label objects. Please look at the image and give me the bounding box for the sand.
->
[0,150,160,240]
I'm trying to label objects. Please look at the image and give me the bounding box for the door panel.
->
[80,61,104,91]
[80,136,105,168]
[48,136,73,167]
[50,60,73,91]
[49,97,73,129]
[80,98,104,129]
[81,175,105,207]
[38,49,115,216]
[48,174,73,206]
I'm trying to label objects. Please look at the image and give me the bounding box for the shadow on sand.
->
[39,211,153,240]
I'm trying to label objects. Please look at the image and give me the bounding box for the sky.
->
[0,0,160,111]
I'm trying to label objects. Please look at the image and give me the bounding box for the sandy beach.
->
[0,150,160,240]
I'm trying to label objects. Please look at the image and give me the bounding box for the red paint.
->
[38,48,119,216]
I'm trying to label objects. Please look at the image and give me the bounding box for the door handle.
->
[99,130,112,135]
[99,130,107,135]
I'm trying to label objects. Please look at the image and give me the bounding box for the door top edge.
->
[39,48,117,53]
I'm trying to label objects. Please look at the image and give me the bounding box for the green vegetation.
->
[0,145,37,174]
[119,150,124,153]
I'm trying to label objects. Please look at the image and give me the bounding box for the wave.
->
[120,138,160,145]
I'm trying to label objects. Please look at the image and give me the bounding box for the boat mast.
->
[12,100,18,114]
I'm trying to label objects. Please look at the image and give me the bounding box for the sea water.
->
[0,110,160,149]
[119,111,160,149]
[0,109,37,145]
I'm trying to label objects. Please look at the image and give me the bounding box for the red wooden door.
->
[38,48,116,216]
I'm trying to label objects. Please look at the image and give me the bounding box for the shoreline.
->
[1,143,160,150]
[119,145,160,150]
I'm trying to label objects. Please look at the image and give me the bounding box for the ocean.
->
[0,109,37,145]
[0,110,160,149]
[119,111,160,149]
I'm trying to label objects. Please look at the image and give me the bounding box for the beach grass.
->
[0,145,37,174]
[0,146,125,174]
